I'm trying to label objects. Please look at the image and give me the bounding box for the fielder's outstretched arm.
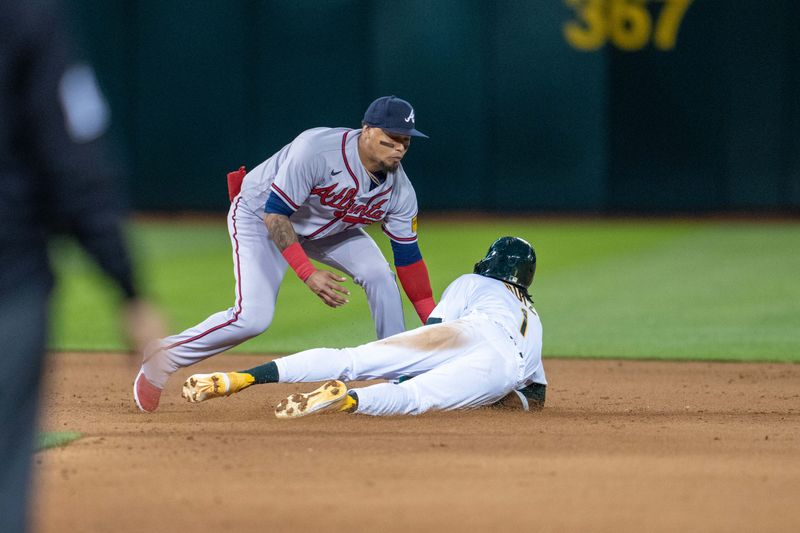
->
[263,213,349,308]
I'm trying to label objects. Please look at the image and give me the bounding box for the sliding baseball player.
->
[182,237,548,416]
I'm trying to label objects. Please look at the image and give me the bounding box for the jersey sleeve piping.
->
[269,183,300,210]
[381,224,417,243]
[340,130,361,191]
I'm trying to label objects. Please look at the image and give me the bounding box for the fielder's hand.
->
[305,270,350,308]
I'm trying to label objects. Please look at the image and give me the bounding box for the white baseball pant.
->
[274,316,526,415]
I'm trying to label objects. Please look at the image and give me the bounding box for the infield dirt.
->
[33,353,800,533]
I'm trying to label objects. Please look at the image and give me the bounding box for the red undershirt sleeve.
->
[395,259,436,324]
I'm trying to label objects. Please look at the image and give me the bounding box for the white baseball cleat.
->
[181,372,254,403]
[274,380,355,419]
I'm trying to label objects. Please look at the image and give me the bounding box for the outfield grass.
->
[49,217,800,362]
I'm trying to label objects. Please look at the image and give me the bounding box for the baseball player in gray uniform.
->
[134,96,437,412]
[181,237,548,416]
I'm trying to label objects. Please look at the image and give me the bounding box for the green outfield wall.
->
[69,0,800,212]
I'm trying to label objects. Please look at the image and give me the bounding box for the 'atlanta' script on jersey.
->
[311,184,389,224]
[240,127,418,241]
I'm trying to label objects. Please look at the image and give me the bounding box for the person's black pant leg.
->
[0,283,49,533]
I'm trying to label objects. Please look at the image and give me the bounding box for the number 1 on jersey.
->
[520,307,529,337]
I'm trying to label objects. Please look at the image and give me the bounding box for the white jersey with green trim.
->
[240,127,418,243]
[428,273,546,386]
[275,272,546,415]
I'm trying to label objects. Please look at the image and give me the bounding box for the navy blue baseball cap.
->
[363,95,428,138]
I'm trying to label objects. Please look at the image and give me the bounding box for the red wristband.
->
[281,242,316,281]
[412,297,436,325]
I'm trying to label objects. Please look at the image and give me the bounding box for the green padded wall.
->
[69,0,799,212]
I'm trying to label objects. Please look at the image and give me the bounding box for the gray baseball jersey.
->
[241,127,418,243]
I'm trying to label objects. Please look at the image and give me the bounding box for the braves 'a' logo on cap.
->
[404,109,415,124]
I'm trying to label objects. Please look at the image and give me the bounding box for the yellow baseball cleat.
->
[181,372,254,403]
[274,380,356,419]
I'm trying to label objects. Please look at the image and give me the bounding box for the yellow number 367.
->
[564,0,693,52]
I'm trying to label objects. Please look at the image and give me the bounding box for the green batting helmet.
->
[473,236,536,290]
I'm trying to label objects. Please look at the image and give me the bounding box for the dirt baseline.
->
[32,354,800,533]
